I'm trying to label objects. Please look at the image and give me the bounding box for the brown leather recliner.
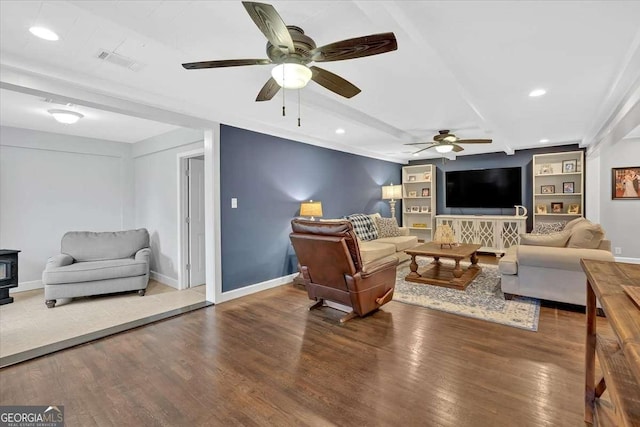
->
[290,219,399,323]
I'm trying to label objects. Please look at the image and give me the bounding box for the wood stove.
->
[0,249,20,305]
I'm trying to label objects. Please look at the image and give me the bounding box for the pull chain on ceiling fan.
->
[181,1,398,124]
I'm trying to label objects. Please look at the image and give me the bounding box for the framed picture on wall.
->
[612,166,640,200]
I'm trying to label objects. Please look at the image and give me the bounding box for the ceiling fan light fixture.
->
[48,109,84,124]
[435,144,454,154]
[271,63,312,89]
[529,88,547,97]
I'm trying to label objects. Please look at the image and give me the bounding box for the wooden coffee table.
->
[404,242,482,290]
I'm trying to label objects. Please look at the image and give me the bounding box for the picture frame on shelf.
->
[539,164,553,175]
[536,204,547,214]
[563,182,575,193]
[410,206,420,213]
[408,190,417,197]
[611,166,640,200]
[412,223,427,228]
[562,160,577,173]
[423,172,431,182]
[421,188,430,197]
[407,175,417,182]
[420,206,429,213]
[405,207,412,213]
[551,202,563,213]
[567,204,580,214]
[541,185,555,194]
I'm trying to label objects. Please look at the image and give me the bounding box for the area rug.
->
[394,259,540,331]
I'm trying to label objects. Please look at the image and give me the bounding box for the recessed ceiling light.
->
[539,138,550,143]
[48,109,84,124]
[529,88,547,97]
[29,26,59,41]
[335,128,345,135]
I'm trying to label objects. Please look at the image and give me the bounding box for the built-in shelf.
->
[403,164,436,242]
[533,150,584,228]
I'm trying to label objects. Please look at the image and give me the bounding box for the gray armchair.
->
[42,229,151,308]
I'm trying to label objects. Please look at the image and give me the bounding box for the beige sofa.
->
[499,218,614,306]
[323,213,419,267]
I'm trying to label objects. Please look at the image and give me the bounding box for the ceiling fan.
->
[181,1,398,102]
[405,130,492,155]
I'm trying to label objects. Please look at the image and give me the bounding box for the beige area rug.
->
[0,281,206,358]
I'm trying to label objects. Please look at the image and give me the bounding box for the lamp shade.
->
[300,201,323,218]
[381,184,402,200]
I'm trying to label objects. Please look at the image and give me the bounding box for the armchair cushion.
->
[566,221,605,249]
[43,258,148,285]
[61,228,149,262]
[519,229,571,247]
[46,254,74,270]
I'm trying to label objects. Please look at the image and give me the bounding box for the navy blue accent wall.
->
[409,144,585,231]
[220,125,402,292]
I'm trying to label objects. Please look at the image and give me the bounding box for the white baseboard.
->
[219,273,297,303]
[615,256,640,264]
[9,280,43,293]
[150,271,179,289]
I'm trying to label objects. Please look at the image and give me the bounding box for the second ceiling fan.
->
[405,130,493,155]
[182,1,398,102]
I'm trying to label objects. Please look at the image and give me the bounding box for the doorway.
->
[178,150,206,289]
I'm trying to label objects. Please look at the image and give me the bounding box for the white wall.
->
[133,128,203,285]
[0,126,133,288]
[597,137,640,260]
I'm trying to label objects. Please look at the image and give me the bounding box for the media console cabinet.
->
[435,215,527,256]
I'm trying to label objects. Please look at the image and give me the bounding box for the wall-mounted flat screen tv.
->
[446,167,522,208]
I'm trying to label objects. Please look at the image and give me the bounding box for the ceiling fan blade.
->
[413,144,438,154]
[182,59,271,69]
[452,144,464,152]
[255,77,281,101]
[310,32,397,62]
[404,142,432,146]
[456,139,493,144]
[309,66,361,98]
[242,2,295,53]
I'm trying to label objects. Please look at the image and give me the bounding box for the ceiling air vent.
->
[95,49,144,71]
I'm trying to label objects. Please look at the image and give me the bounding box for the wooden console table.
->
[582,259,640,426]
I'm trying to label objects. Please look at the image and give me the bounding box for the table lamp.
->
[300,200,323,220]
[381,183,402,218]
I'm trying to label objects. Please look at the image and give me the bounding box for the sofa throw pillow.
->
[375,217,401,238]
[347,214,378,241]
[563,217,587,233]
[531,221,566,235]
[567,222,605,249]
[519,229,571,247]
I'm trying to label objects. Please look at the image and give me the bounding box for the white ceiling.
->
[0,89,178,143]
[1,1,639,161]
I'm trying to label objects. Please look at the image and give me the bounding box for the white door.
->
[188,158,206,287]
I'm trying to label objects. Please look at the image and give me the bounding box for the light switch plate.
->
[231,198,237,209]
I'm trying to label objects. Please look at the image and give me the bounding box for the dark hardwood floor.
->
[0,275,608,426]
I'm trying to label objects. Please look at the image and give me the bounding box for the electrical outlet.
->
[614,247,622,255]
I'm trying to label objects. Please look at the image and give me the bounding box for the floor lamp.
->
[381,184,402,218]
